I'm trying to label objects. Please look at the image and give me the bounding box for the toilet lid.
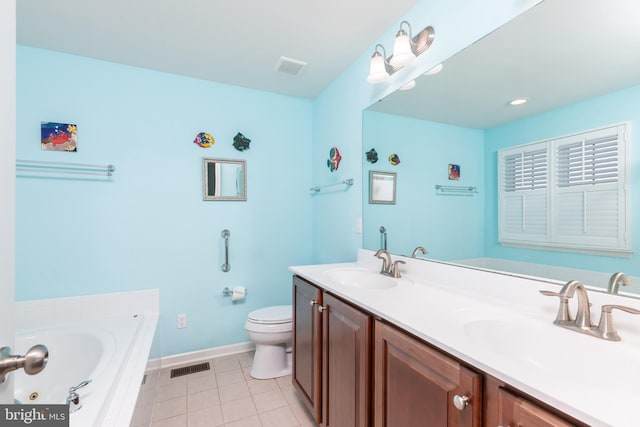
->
[248,305,292,324]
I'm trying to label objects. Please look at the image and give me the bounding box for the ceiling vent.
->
[274,56,307,76]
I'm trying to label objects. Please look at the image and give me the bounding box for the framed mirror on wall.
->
[203,158,246,201]
[369,171,396,204]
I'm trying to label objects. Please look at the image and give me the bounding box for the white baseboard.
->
[146,341,255,371]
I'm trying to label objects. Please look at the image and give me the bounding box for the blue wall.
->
[15,0,542,358]
[484,84,640,276]
[362,111,485,259]
[16,46,313,357]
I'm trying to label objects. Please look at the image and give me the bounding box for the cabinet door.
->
[292,276,322,423]
[374,320,482,427]
[498,388,577,427]
[322,293,371,427]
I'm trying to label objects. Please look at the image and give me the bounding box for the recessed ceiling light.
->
[399,80,416,91]
[423,63,443,76]
[509,98,529,106]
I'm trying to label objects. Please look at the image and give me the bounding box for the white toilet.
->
[244,305,293,379]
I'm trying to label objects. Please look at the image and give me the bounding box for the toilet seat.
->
[247,305,292,325]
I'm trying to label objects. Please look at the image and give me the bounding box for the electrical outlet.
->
[177,313,187,329]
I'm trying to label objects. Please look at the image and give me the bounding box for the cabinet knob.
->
[318,305,328,313]
[310,300,318,307]
[453,394,470,411]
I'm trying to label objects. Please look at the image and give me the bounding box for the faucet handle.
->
[539,290,572,323]
[392,260,406,278]
[597,305,640,341]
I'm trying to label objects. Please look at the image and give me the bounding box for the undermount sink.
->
[324,268,399,290]
[462,318,640,396]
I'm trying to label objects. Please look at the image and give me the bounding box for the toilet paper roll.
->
[231,286,246,302]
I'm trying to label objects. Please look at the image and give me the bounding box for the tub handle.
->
[67,379,92,413]
[69,379,91,393]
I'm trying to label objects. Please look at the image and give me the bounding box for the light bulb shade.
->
[399,80,416,91]
[367,51,389,83]
[389,30,416,68]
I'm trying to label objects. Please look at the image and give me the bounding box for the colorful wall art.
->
[327,146,342,171]
[448,163,460,180]
[41,121,77,152]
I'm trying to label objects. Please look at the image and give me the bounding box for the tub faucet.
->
[608,272,632,294]
[67,379,91,413]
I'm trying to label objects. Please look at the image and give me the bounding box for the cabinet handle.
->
[453,394,470,411]
[310,300,318,307]
[318,305,328,313]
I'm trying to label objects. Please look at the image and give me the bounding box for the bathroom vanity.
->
[290,250,640,427]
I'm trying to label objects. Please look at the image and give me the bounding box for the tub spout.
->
[0,344,48,384]
[67,379,92,413]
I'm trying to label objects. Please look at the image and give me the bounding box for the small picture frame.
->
[369,170,396,204]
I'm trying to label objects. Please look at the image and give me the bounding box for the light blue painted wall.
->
[362,111,484,259]
[310,0,543,264]
[16,46,313,357]
[14,0,543,358]
[484,84,640,276]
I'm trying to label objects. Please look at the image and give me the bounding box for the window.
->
[498,123,630,256]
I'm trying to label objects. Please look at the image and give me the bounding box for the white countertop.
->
[290,249,640,427]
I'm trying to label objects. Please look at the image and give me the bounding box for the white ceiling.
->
[369,0,640,129]
[17,0,419,99]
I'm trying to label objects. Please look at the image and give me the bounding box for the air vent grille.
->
[274,56,307,75]
[170,362,211,378]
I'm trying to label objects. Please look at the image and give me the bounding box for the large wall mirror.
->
[362,0,640,292]
[203,158,246,201]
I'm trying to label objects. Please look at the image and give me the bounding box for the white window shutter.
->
[552,124,629,251]
[498,123,630,255]
[499,143,549,243]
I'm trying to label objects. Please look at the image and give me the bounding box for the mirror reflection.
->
[362,0,640,292]
[369,171,397,204]
[203,158,246,201]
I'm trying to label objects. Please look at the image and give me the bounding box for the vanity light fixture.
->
[367,44,391,83]
[367,21,435,84]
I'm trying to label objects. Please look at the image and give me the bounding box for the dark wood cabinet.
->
[292,276,371,427]
[293,274,583,427]
[374,320,482,427]
[292,276,322,422]
[498,388,578,427]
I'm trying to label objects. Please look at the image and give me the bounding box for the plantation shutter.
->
[498,123,630,255]
[498,142,549,243]
[552,124,628,250]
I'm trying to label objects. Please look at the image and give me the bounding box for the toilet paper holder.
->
[222,287,248,297]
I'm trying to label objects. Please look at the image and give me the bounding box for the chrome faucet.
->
[67,380,91,413]
[608,272,632,294]
[374,250,405,278]
[411,246,428,258]
[541,280,640,341]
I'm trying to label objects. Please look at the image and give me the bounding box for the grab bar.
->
[221,229,230,272]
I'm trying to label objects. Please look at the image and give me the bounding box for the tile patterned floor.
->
[130,351,318,427]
